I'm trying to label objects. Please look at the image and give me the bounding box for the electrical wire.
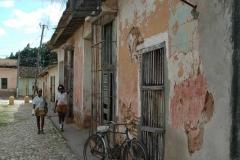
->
[40,0,44,23]
[0,45,23,49]
[44,0,54,39]
[0,35,39,49]
[46,0,54,27]
[59,0,66,17]
[45,0,66,41]
[30,35,41,47]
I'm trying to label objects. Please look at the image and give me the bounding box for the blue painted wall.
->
[18,78,41,96]
[18,78,23,95]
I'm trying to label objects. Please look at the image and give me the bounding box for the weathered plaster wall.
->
[117,0,171,127]
[117,0,232,159]
[58,49,65,62]
[81,22,92,128]
[71,27,84,127]
[82,38,92,128]
[117,0,172,140]
[69,25,92,128]
[189,0,232,159]
[59,22,92,128]
[166,1,214,158]
[167,0,232,159]
[58,49,65,86]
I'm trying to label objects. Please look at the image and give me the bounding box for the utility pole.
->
[33,24,47,97]
[16,51,20,99]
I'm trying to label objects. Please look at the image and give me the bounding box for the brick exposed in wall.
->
[126,27,144,63]
[184,91,214,155]
[119,102,139,139]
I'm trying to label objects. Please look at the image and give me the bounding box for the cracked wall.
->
[54,0,233,159]
[71,23,93,129]
[168,11,215,153]
[117,0,232,159]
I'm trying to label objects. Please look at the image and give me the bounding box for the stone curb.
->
[47,115,68,141]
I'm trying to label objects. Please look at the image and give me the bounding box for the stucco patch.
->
[119,102,139,138]
[73,110,83,128]
[126,27,144,63]
[169,3,198,54]
[185,124,204,156]
[83,115,91,128]
[184,91,214,155]
[172,21,179,35]
[201,91,214,124]
[178,61,184,77]
[170,73,206,130]
[169,51,214,155]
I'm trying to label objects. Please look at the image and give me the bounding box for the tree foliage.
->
[6,43,57,68]
[8,52,17,59]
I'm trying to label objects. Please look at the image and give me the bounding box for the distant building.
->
[18,66,41,98]
[0,59,17,98]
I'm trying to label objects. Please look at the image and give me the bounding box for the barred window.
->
[1,78,7,89]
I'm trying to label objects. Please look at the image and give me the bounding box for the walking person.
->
[55,85,69,132]
[32,88,48,134]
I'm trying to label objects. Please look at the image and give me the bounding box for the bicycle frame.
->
[96,124,133,159]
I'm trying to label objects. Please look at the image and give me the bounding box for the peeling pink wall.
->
[117,0,214,156]
[117,0,171,125]
[73,43,84,127]
[167,2,215,154]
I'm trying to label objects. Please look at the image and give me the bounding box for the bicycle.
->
[83,121,148,160]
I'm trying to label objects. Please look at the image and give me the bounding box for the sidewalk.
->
[47,108,90,160]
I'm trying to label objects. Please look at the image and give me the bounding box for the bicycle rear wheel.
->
[83,134,106,160]
[123,140,148,160]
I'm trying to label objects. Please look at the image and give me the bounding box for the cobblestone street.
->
[0,101,79,160]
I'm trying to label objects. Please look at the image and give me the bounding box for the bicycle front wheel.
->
[83,134,106,160]
[123,140,148,160]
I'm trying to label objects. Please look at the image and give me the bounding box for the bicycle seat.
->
[97,125,109,132]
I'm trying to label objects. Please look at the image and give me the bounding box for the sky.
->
[0,0,66,58]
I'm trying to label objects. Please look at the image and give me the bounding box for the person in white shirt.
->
[55,85,69,132]
[32,88,47,134]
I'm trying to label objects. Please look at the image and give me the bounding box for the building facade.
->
[0,59,17,98]
[48,0,240,159]
[18,66,41,98]
[39,62,59,110]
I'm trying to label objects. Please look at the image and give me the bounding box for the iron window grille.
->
[91,17,117,131]
[50,76,55,102]
[70,0,102,17]
[140,44,165,160]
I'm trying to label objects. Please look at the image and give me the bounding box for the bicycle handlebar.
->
[108,121,136,126]
[92,118,136,126]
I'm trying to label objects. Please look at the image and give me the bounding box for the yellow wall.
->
[22,78,28,95]
[0,68,17,90]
